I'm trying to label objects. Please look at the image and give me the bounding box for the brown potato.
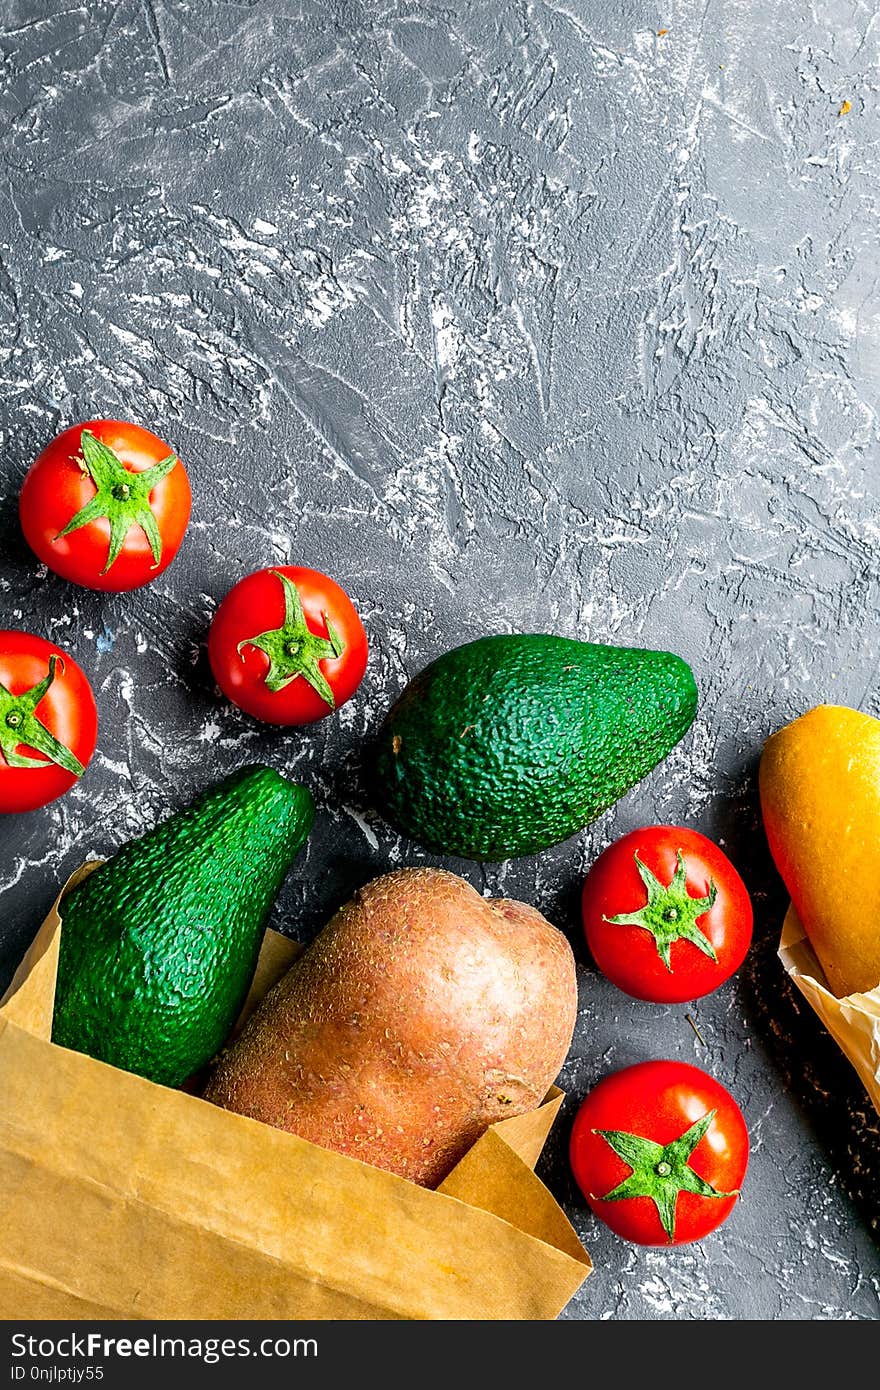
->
[204,868,578,1187]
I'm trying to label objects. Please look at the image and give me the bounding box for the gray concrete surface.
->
[1,0,879,1320]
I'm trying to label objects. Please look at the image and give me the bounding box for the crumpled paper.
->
[0,863,591,1320]
[779,903,880,1117]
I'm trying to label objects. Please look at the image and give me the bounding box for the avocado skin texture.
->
[373,635,697,861]
[52,765,314,1087]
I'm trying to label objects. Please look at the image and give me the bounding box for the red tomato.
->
[0,631,98,813]
[209,565,368,725]
[570,1060,749,1246]
[582,826,752,1004]
[20,419,191,592]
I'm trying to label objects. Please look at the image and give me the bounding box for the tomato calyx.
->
[56,429,179,575]
[605,851,718,971]
[237,570,346,708]
[593,1109,737,1242]
[0,656,85,776]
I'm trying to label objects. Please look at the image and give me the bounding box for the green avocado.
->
[52,765,314,1086]
[372,634,697,860]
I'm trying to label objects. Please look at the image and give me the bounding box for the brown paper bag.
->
[0,864,591,1320]
[779,903,880,1117]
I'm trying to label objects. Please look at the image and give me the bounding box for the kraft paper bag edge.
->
[779,903,880,1117]
[0,861,102,1038]
[439,1126,590,1271]
[489,1087,564,1170]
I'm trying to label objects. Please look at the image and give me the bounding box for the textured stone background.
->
[1,0,879,1320]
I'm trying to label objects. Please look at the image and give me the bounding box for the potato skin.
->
[204,868,578,1187]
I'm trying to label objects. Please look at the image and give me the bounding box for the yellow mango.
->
[760,705,880,997]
